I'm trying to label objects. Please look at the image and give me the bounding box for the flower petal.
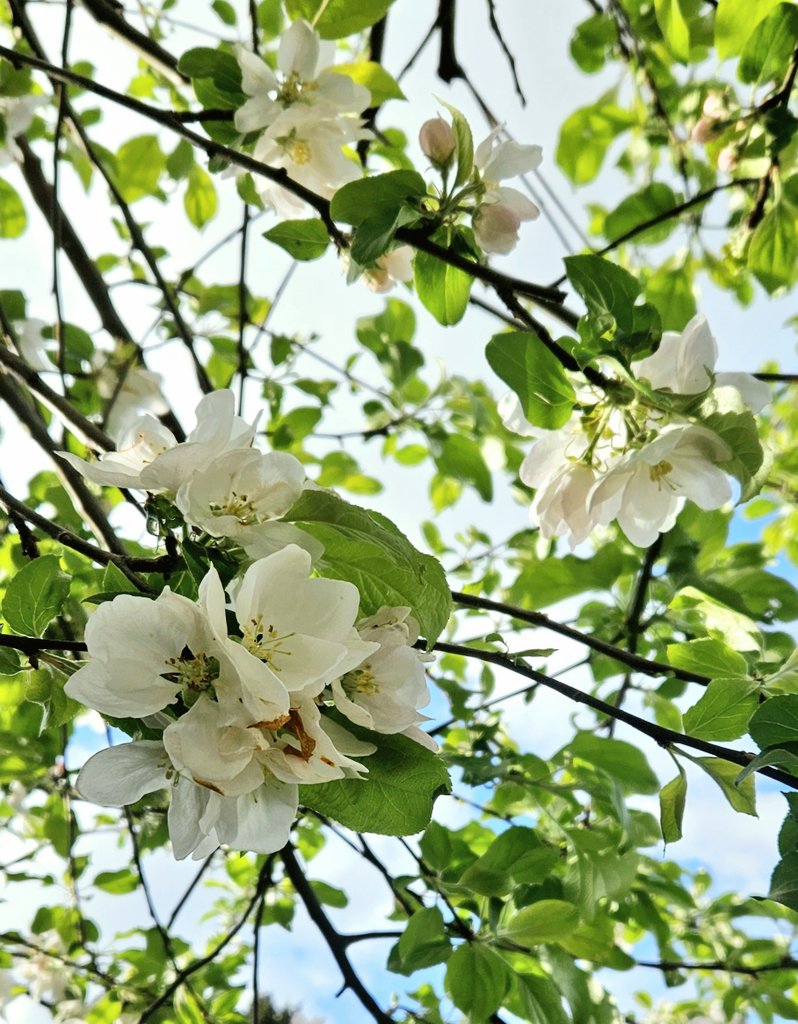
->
[76,742,168,806]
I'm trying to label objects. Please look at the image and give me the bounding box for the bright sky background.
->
[1,1,797,1021]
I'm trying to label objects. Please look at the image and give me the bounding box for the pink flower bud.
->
[717,145,737,173]
[419,118,456,167]
[690,117,715,144]
[472,201,522,255]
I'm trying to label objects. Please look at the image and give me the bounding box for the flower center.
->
[343,665,380,697]
[162,645,219,702]
[209,490,258,525]
[284,136,312,164]
[648,459,673,484]
[277,72,319,106]
[242,618,295,670]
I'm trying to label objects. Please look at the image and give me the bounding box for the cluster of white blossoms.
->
[419,117,542,255]
[61,390,434,858]
[502,315,770,548]
[234,19,371,217]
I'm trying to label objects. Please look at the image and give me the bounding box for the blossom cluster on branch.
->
[62,391,433,858]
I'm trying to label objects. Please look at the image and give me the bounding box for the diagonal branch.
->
[432,639,798,790]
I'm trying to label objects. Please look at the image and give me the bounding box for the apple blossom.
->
[97,363,169,442]
[365,246,415,293]
[175,447,322,560]
[587,423,733,547]
[0,95,46,166]
[471,131,542,254]
[59,389,256,493]
[234,20,370,135]
[633,313,770,411]
[12,318,50,370]
[331,606,432,737]
[251,104,370,217]
[233,544,378,707]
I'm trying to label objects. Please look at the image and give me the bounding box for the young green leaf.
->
[498,900,580,946]
[486,330,575,429]
[682,678,758,741]
[659,764,687,843]
[414,249,472,326]
[264,219,331,260]
[445,945,510,1021]
[3,556,70,637]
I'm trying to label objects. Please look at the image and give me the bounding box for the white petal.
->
[278,19,320,79]
[716,372,771,413]
[169,775,212,860]
[76,742,168,806]
[236,45,278,97]
[677,314,718,392]
[214,781,298,854]
[491,185,540,221]
[482,140,542,182]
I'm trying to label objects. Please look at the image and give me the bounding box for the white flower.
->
[74,739,298,859]
[59,390,256,493]
[498,391,537,437]
[175,447,322,560]
[251,105,369,217]
[472,132,542,254]
[232,544,378,708]
[0,95,46,166]
[587,423,732,547]
[16,931,67,1003]
[331,606,432,738]
[234,20,370,135]
[97,363,169,443]
[12,318,50,370]
[257,695,373,784]
[633,314,770,411]
[473,189,539,255]
[364,246,414,293]
[65,567,289,724]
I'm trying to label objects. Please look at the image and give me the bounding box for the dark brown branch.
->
[636,957,798,975]
[0,633,87,655]
[431,639,798,789]
[280,843,394,1024]
[78,0,187,82]
[0,483,179,577]
[451,591,710,684]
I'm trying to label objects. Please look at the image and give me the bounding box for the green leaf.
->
[26,666,81,730]
[3,556,70,636]
[748,202,797,294]
[715,0,781,59]
[739,4,798,83]
[285,0,396,39]
[692,756,757,816]
[698,385,765,499]
[556,98,635,184]
[439,100,474,188]
[666,637,748,678]
[682,678,758,741]
[0,647,21,676]
[93,868,139,894]
[184,164,218,228]
[669,585,762,651]
[768,851,798,911]
[659,764,687,843]
[750,694,798,749]
[604,183,680,245]
[264,219,330,261]
[445,944,510,1021]
[515,974,571,1024]
[498,900,580,946]
[331,170,426,226]
[565,834,638,915]
[284,489,451,643]
[645,257,697,331]
[332,61,405,104]
[299,727,450,835]
[0,179,27,238]
[570,14,617,74]
[414,248,472,326]
[459,827,559,896]
[394,907,451,974]
[654,0,691,61]
[486,331,575,429]
[434,435,493,501]
[567,732,660,794]
[565,254,640,335]
[736,743,798,785]
[211,0,237,24]
[114,135,165,203]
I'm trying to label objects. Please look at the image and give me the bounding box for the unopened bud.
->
[419,118,456,168]
[717,144,737,173]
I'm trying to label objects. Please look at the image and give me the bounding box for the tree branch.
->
[431,639,798,789]
[280,843,395,1024]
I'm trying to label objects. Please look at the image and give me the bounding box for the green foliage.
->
[0,179,27,237]
[284,488,452,642]
[300,726,451,835]
[486,330,575,428]
[284,0,396,39]
[263,219,330,260]
[2,555,70,636]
